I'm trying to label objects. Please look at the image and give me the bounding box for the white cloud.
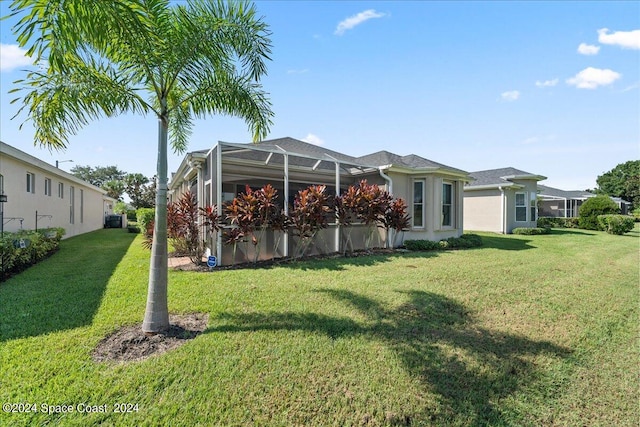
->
[597,28,640,50]
[335,9,385,36]
[286,68,309,75]
[535,78,559,88]
[500,90,520,101]
[577,43,600,55]
[0,43,32,72]
[566,67,621,89]
[302,133,324,146]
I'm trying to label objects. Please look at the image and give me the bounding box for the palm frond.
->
[10,55,150,149]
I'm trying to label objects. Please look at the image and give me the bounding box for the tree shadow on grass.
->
[478,234,535,251]
[0,229,137,342]
[210,289,570,425]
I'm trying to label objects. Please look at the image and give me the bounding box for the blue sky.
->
[1,1,638,191]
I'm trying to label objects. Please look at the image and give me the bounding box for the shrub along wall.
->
[537,217,580,229]
[404,234,482,251]
[0,228,65,281]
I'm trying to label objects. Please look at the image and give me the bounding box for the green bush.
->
[537,217,580,229]
[0,228,65,281]
[405,234,482,252]
[578,196,619,230]
[136,208,155,236]
[126,209,138,222]
[597,215,635,235]
[512,227,550,235]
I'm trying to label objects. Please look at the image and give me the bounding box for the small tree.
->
[166,192,202,264]
[578,196,620,230]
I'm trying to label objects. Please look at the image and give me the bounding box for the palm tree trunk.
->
[142,112,170,334]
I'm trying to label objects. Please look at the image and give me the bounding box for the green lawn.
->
[1,226,638,426]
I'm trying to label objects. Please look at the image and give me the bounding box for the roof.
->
[538,185,593,200]
[466,167,546,188]
[0,140,111,198]
[356,150,467,175]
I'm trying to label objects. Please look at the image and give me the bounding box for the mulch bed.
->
[92,313,209,363]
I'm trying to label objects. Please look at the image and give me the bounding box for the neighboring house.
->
[463,167,546,234]
[0,141,116,238]
[169,137,470,265]
[538,185,631,217]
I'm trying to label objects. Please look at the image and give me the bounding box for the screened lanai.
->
[170,138,390,266]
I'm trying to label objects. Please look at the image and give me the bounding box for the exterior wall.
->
[464,179,541,233]
[1,145,113,238]
[389,171,464,242]
[463,189,503,233]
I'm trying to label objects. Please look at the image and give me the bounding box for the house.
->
[463,167,546,234]
[168,137,470,265]
[538,185,631,217]
[0,141,116,238]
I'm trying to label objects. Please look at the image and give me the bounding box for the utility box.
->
[105,215,123,228]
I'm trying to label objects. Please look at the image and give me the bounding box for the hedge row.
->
[404,234,482,251]
[537,217,580,229]
[512,227,551,235]
[0,228,65,281]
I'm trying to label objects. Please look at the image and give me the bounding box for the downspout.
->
[379,167,393,247]
[216,143,223,264]
[499,186,506,234]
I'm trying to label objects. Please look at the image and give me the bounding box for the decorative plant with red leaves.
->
[224,184,285,263]
[289,185,331,259]
[383,197,411,247]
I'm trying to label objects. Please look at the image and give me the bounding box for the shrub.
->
[136,208,155,236]
[289,185,331,258]
[512,227,550,235]
[597,215,635,235]
[404,239,440,251]
[404,234,482,252]
[538,217,579,229]
[578,196,619,230]
[0,228,65,281]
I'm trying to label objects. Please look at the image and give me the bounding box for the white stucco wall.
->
[0,142,115,238]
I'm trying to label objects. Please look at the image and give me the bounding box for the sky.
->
[1,1,639,191]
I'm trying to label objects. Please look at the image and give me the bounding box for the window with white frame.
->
[515,192,527,222]
[442,182,453,227]
[69,186,75,224]
[44,178,52,196]
[26,172,35,193]
[58,182,64,198]
[80,189,84,223]
[530,192,537,222]
[413,180,425,228]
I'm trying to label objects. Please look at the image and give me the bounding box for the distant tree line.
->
[70,165,156,209]
[595,160,640,209]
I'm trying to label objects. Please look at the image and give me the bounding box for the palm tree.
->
[8,0,273,333]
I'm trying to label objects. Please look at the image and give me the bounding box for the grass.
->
[0,226,638,426]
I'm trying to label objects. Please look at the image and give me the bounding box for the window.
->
[69,186,75,224]
[530,192,537,222]
[44,178,52,196]
[515,192,527,222]
[442,182,453,227]
[80,189,84,223]
[58,182,64,199]
[413,180,425,228]
[26,172,35,193]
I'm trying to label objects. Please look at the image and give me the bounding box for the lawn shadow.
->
[478,234,536,251]
[209,289,570,425]
[547,228,597,236]
[282,250,440,272]
[0,229,137,342]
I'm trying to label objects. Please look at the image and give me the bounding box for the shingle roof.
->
[356,150,467,174]
[246,137,361,164]
[538,185,593,199]
[467,167,545,187]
